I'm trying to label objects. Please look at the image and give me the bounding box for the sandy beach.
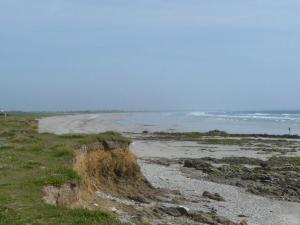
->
[39,113,300,225]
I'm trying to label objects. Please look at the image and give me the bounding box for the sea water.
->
[118,110,300,135]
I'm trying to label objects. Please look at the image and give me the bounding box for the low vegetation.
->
[143,131,300,154]
[0,113,129,225]
[198,138,251,146]
[152,130,300,140]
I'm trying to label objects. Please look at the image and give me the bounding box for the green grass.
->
[0,114,130,225]
[34,167,80,187]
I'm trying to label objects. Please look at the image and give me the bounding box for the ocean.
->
[118,110,300,135]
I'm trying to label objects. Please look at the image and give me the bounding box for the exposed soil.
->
[43,140,248,225]
[73,140,157,200]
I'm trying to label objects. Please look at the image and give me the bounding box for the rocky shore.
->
[183,156,300,202]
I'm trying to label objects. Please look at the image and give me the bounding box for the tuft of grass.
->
[22,160,42,169]
[0,144,11,150]
[0,206,20,225]
[52,145,74,158]
[35,167,80,187]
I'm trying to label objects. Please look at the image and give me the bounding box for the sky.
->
[0,0,300,111]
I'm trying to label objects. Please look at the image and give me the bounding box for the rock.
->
[162,207,182,217]
[220,157,262,166]
[128,194,150,203]
[238,214,247,218]
[260,161,269,168]
[176,206,189,216]
[258,174,273,182]
[160,206,189,217]
[189,211,237,225]
[203,191,225,201]
[208,130,228,136]
[239,220,248,225]
[111,207,117,212]
[190,212,215,224]
[183,159,213,173]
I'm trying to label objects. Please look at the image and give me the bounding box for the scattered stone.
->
[110,207,117,212]
[157,206,246,225]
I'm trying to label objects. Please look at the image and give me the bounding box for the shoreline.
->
[39,112,300,137]
[38,113,300,225]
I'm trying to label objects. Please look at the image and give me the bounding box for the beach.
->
[39,111,300,135]
[39,112,300,225]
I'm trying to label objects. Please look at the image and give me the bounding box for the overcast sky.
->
[1,0,300,111]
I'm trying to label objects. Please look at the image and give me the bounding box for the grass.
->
[75,131,130,144]
[0,114,130,225]
[34,167,80,187]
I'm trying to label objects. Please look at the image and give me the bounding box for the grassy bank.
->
[0,114,129,225]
